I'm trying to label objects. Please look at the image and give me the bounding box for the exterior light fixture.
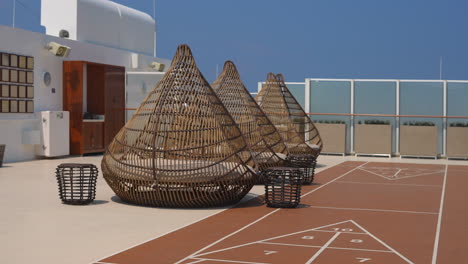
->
[45,42,71,57]
[149,61,165,72]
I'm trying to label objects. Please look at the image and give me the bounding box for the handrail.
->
[124,108,468,119]
[306,113,468,119]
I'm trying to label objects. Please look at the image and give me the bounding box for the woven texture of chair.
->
[101,44,256,208]
[255,73,323,157]
[212,61,289,174]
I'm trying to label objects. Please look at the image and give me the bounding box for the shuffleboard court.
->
[95,161,468,264]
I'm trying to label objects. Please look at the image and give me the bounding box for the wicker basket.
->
[56,163,98,205]
[287,154,317,184]
[264,167,303,208]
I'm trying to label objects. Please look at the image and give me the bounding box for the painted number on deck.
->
[356,257,371,262]
[264,250,277,255]
[333,228,353,232]
[302,236,315,239]
[351,239,363,243]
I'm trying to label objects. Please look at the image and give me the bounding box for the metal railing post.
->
[305,79,311,142]
[443,80,447,157]
[350,80,355,154]
[396,80,400,155]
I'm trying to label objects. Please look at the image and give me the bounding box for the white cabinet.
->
[39,111,69,157]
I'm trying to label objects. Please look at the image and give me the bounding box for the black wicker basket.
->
[56,163,98,205]
[287,154,317,184]
[264,167,303,208]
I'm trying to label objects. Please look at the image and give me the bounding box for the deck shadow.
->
[110,195,245,211]
[90,200,109,205]
[233,195,266,209]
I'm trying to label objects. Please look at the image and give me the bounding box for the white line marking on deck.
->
[306,205,439,215]
[195,219,414,263]
[303,230,365,234]
[176,162,369,263]
[358,168,391,179]
[299,162,369,198]
[260,242,393,253]
[361,166,442,170]
[395,169,402,177]
[193,242,258,257]
[186,259,206,264]
[90,201,243,264]
[391,172,444,180]
[357,257,372,262]
[94,161,351,264]
[334,180,442,188]
[351,220,414,264]
[190,257,270,264]
[305,232,341,263]
[358,167,444,181]
[329,246,393,253]
[431,164,448,264]
[259,220,366,241]
[194,220,360,257]
[180,209,279,261]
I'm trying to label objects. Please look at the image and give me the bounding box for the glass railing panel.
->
[354,81,397,153]
[310,80,352,153]
[310,114,351,154]
[310,80,351,114]
[286,83,306,109]
[400,81,444,156]
[446,82,468,158]
[447,82,468,125]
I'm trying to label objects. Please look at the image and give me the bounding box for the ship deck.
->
[1,155,467,264]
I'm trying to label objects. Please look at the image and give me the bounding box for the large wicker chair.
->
[101,45,256,208]
[276,73,323,154]
[212,61,289,174]
[255,73,323,176]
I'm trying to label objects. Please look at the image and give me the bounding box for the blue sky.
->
[1,0,468,91]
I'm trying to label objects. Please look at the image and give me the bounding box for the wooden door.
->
[63,61,84,155]
[82,121,104,153]
[86,64,105,115]
[104,65,125,147]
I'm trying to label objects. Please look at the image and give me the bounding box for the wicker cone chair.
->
[255,73,323,182]
[101,45,256,208]
[212,61,289,182]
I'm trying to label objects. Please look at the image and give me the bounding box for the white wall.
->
[41,0,78,39]
[41,0,156,56]
[0,119,39,163]
[0,25,168,163]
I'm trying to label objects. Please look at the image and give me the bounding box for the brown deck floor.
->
[96,161,468,264]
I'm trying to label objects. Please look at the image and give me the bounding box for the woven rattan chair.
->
[101,45,256,208]
[255,73,323,181]
[212,61,289,174]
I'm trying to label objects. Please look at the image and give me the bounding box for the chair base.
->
[103,173,253,208]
